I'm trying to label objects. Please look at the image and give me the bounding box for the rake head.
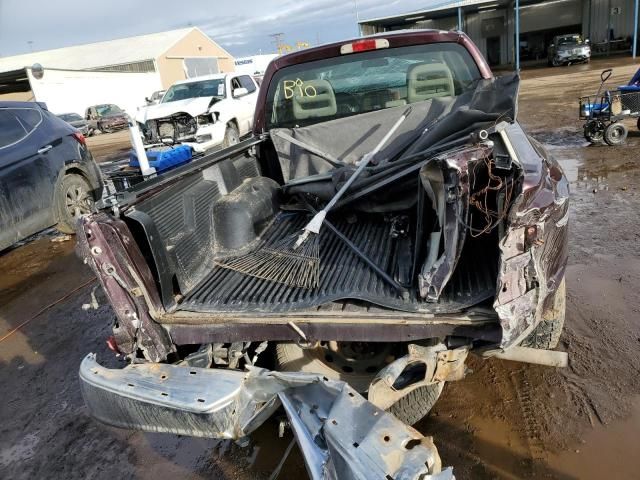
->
[215,230,320,289]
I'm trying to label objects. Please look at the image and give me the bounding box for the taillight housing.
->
[72,132,86,145]
[340,38,389,55]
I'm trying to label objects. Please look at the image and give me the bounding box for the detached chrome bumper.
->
[80,354,454,479]
[79,353,259,438]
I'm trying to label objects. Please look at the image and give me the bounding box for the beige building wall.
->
[156,28,235,88]
[0,91,34,102]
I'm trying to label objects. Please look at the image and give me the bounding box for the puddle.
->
[555,157,581,183]
[530,130,590,148]
[544,397,640,479]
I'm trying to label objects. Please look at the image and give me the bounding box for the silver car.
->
[548,34,591,66]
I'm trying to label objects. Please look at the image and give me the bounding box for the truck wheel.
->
[583,121,604,143]
[520,278,566,350]
[603,122,628,146]
[222,124,239,148]
[276,342,444,425]
[55,174,94,234]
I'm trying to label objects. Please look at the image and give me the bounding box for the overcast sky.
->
[0,0,446,58]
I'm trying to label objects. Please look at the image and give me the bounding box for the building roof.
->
[0,27,198,73]
[360,0,500,24]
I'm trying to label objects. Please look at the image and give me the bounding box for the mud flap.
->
[80,354,454,479]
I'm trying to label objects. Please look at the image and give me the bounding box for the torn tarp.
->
[271,74,519,183]
[80,354,454,479]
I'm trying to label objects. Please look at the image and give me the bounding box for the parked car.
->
[56,112,89,136]
[78,30,569,475]
[135,73,259,153]
[548,34,591,66]
[144,90,166,106]
[84,104,128,134]
[0,101,103,251]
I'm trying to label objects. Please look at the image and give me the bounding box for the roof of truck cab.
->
[270,29,463,68]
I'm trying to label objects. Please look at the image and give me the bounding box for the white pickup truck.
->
[135,73,259,153]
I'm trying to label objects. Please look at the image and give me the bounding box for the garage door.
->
[520,0,582,33]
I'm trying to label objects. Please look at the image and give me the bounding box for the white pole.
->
[128,117,155,177]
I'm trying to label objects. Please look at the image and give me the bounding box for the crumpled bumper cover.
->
[80,354,453,480]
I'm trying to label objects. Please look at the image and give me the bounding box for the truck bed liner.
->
[178,214,498,314]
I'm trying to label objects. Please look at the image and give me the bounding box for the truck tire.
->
[520,278,566,350]
[603,122,628,146]
[222,124,239,148]
[55,174,94,234]
[276,342,444,425]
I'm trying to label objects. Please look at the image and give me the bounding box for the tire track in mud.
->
[508,367,546,461]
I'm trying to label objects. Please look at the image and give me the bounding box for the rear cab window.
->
[265,42,481,129]
[0,107,43,149]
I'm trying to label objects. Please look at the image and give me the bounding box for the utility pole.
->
[634,0,639,58]
[269,33,285,54]
[515,0,520,72]
[354,0,361,37]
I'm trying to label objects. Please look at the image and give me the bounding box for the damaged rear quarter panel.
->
[77,213,174,361]
[495,125,569,348]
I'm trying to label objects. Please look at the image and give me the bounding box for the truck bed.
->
[118,139,500,321]
[176,213,498,315]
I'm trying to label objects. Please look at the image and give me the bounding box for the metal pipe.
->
[322,218,408,297]
[607,0,612,55]
[515,0,520,72]
[634,0,639,58]
[128,118,155,177]
[488,346,568,368]
[458,7,463,31]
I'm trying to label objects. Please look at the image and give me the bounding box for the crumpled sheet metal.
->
[80,355,453,479]
[493,124,569,348]
[418,145,492,300]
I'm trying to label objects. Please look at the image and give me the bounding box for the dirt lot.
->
[1,60,639,480]
[86,130,132,163]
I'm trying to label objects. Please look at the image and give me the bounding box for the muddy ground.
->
[86,129,132,163]
[1,59,639,480]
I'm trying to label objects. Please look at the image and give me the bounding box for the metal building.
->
[0,27,235,90]
[359,0,640,70]
[0,28,236,115]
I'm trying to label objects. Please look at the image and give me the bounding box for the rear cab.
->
[78,30,568,475]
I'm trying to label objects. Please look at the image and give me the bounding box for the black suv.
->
[0,101,103,251]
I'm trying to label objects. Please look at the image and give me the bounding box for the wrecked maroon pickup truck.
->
[78,30,568,479]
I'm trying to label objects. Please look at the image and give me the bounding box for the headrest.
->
[407,63,455,103]
[292,79,337,120]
